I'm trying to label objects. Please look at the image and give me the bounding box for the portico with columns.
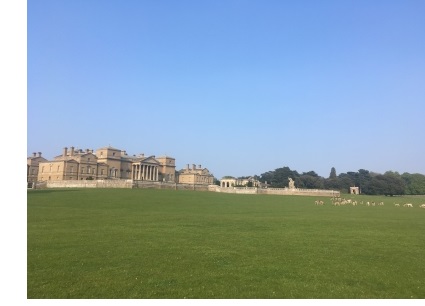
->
[131,156,160,181]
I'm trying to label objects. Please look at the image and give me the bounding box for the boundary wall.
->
[32,180,209,191]
[133,181,209,191]
[31,180,339,197]
[43,180,133,189]
[210,186,340,197]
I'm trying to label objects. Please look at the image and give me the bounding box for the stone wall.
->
[35,180,339,197]
[44,180,133,189]
[210,185,340,197]
[37,180,210,191]
[133,181,209,191]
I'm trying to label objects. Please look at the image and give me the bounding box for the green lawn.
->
[27,188,425,298]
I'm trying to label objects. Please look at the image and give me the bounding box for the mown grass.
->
[27,189,425,299]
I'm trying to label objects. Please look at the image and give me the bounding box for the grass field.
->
[27,188,425,299]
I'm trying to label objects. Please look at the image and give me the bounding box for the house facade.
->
[34,145,182,184]
[220,176,263,188]
[177,164,214,185]
[27,152,48,183]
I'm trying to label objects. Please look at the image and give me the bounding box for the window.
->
[70,166,74,173]
[101,169,104,175]
[113,152,116,156]
[82,167,85,174]
[42,166,44,173]
[88,158,91,162]
[57,165,60,172]
[31,169,35,175]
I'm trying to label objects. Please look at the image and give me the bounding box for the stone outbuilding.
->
[178,164,214,185]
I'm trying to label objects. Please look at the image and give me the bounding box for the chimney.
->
[86,149,90,153]
[198,165,202,169]
[38,152,42,157]
[192,164,196,170]
[33,152,36,157]
[70,147,74,156]
[63,147,68,157]
[186,164,189,170]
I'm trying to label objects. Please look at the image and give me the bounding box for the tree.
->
[299,174,324,189]
[382,171,405,195]
[259,166,299,188]
[329,167,337,179]
[303,171,319,177]
[367,173,405,196]
[338,173,355,192]
[324,178,340,190]
[401,173,425,195]
[357,169,372,194]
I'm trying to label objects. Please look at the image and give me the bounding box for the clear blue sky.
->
[27,0,425,179]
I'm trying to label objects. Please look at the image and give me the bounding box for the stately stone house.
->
[35,146,177,183]
[27,152,48,183]
[178,164,214,185]
[32,146,213,185]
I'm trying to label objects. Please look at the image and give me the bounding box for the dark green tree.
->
[337,173,355,192]
[299,174,324,189]
[329,167,337,179]
[357,169,372,194]
[401,172,425,195]
[365,172,405,196]
[260,166,299,188]
[298,171,322,189]
[324,177,340,190]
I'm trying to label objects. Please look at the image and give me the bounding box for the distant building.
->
[27,152,48,183]
[350,186,360,195]
[35,146,177,183]
[178,164,214,185]
[37,147,100,181]
[220,176,264,188]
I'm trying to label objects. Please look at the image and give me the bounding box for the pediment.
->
[135,156,160,165]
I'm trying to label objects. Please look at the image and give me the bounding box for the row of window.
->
[41,166,99,174]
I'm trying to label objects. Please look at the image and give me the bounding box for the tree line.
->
[254,166,425,196]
